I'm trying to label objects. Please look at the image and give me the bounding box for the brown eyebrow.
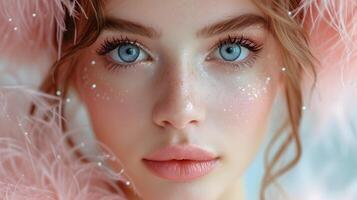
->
[102,17,161,38]
[102,14,268,39]
[196,14,269,38]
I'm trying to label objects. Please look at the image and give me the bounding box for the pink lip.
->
[142,145,219,181]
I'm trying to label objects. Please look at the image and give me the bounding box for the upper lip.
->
[143,144,219,161]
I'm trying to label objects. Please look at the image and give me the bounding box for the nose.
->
[152,65,205,130]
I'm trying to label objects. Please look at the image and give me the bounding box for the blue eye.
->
[107,42,149,64]
[217,43,250,62]
[219,44,242,61]
[118,43,140,62]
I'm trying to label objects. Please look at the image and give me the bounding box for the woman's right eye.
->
[108,43,149,65]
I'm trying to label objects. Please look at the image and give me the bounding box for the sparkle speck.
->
[91,60,96,65]
[13,27,18,31]
[119,169,124,174]
[8,18,12,22]
[91,84,97,89]
[56,90,61,96]
[32,13,37,17]
[125,181,131,186]
[302,106,307,111]
[66,98,71,103]
[24,132,28,136]
[288,11,292,16]
[281,67,287,72]
[97,162,103,167]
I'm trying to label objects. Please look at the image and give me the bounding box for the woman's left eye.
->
[108,43,149,65]
[212,43,250,62]
[207,36,262,67]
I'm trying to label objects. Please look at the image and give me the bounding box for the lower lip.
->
[142,159,218,181]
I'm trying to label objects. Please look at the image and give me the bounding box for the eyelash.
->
[97,36,140,56]
[96,35,263,71]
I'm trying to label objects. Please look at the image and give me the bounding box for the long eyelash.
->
[96,36,139,56]
[218,35,263,52]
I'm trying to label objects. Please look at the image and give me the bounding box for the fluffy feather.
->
[0,86,128,200]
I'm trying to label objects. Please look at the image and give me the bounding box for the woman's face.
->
[73,0,283,199]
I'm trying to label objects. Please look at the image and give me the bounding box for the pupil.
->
[226,47,234,54]
[126,48,134,55]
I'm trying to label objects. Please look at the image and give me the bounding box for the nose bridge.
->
[152,60,205,130]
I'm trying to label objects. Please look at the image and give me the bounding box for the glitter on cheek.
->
[236,75,273,102]
[79,63,130,103]
[219,74,276,127]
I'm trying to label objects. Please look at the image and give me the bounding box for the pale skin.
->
[72,0,284,199]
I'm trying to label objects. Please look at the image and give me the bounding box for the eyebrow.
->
[102,17,161,38]
[102,14,269,39]
[197,14,269,38]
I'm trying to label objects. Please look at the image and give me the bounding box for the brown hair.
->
[38,0,316,199]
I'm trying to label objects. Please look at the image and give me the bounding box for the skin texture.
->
[72,0,284,199]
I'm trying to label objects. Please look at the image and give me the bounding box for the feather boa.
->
[0,0,355,199]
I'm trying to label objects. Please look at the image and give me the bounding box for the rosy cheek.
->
[79,60,130,101]
[216,74,276,129]
[76,62,137,127]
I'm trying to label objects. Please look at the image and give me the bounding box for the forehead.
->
[103,0,263,29]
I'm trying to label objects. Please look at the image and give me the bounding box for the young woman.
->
[0,0,354,199]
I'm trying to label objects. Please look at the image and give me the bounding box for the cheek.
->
[213,73,277,130]
[74,62,146,156]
